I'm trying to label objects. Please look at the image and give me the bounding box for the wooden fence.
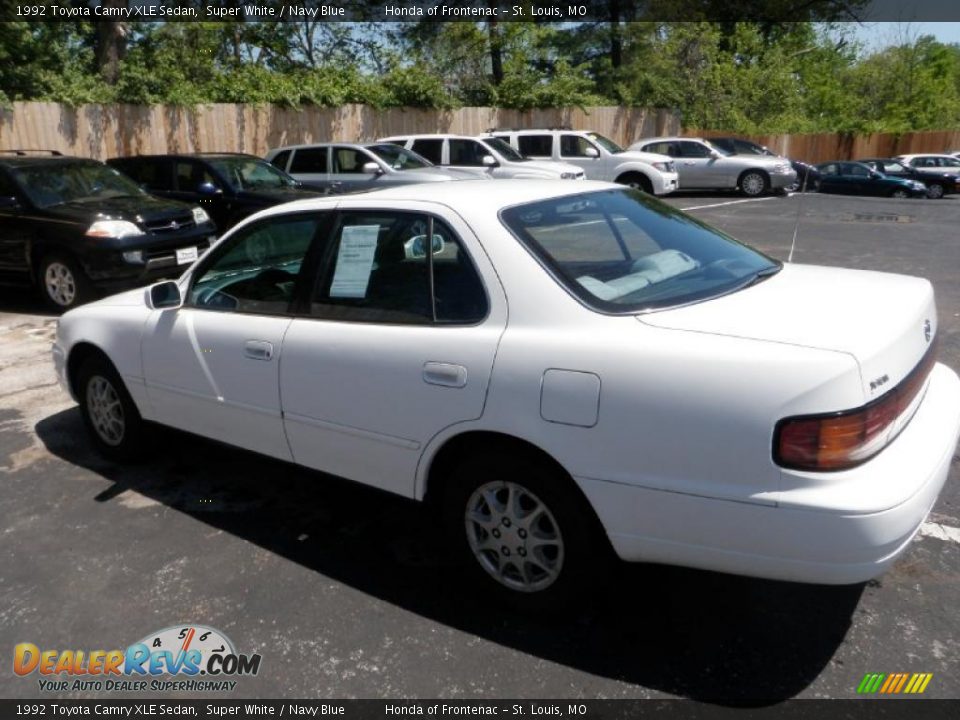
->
[3,102,958,163]
[0,102,680,160]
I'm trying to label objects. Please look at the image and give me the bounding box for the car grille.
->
[142,213,196,234]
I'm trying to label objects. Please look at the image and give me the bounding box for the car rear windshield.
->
[500,189,780,313]
[12,161,145,208]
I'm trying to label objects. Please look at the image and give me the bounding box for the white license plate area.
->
[176,247,198,265]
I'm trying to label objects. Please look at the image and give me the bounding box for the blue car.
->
[814,161,927,198]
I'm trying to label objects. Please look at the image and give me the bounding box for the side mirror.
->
[146,280,182,310]
[0,195,20,210]
[197,182,222,196]
[481,155,499,167]
[709,150,721,159]
[584,147,600,158]
[361,161,383,175]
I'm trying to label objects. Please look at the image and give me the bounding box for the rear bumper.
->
[579,362,960,584]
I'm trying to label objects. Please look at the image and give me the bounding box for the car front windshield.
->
[13,162,145,208]
[367,144,433,170]
[207,157,296,190]
[484,137,528,162]
[500,189,780,313]
[588,133,623,154]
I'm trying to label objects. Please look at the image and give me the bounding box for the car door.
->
[141,212,325,460]
[446,139,499,178]
[840,163,871,194]
[330,146,383,192]
[279,205,506,497]
[288,147,330,191]
[675,141,725,187]
[558,133,606,178]
[0,169,33,282]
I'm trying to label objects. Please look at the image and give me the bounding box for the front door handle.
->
[423,362,467,388]
[244,340,274,361]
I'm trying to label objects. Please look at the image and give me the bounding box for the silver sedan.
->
[630,137,796,196]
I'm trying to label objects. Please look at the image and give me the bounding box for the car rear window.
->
[500,189,779,313]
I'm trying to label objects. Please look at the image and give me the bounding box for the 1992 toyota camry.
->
[53,180,960,601]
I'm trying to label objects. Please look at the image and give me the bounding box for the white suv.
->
[379,134,585,180]
[485,128,679,195]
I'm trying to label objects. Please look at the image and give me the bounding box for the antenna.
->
[787,167,809,262]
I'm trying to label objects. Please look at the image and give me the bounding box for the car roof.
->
[636,137,706,143]
[0,155,97,169]
[109,153,261,161]
[380,134,492,141]
[897,153,954,159]
[267,142,384,153]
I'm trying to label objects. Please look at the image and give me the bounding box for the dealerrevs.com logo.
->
[14,625,262,693]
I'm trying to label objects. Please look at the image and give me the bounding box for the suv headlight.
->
[652,162,672,172]
[192,207,211,224]
[85,220,142,238]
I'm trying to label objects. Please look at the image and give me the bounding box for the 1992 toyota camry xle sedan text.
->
[53,180,960,604]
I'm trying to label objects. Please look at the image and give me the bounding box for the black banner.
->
[1,700,959,719]
[6,0,960,23]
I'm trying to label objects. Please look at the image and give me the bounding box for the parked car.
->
[707,136,819,192]
[265,142,479,193]
[630,137,796,196]
[815,161,927,198]
[54,180,959,604]
[107,153,325,232]
[895,153,960,176]
[858,158,960,199]
[485,127,679,195]
[378,134,586,180]
[0,151,216,310]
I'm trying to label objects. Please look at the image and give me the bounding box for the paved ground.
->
[1,191,957,703]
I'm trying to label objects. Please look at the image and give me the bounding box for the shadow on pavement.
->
[36,407,863,705]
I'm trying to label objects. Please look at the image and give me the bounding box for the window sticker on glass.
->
[329,225,379,298]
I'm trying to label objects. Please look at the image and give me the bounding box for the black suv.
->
[107,153,327,231]
[0,152,217,310]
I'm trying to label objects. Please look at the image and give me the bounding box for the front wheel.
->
[739,170,769,197]
[38,253,94,311]
[891,189,910,199]
[443,451,607,607]
[926,183,945,199]
[77,356,147,461]
[616,172,653,194]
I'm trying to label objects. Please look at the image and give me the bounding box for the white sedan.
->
[53,180,960,603]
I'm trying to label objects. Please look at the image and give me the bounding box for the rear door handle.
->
[244,340,274,361]
[423,362,467,388]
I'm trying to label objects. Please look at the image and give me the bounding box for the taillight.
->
[774,341,937,471]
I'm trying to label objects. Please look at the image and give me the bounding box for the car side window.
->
[411,139,443,165]
[174,161,217,192]
[0,170,21,200]
[558,135,593,158]
[820,164,838,176]
[311,212,487,325]
[676,141,713,158]
[517,135,553,157]
[847,164,869,177]
[189,215,321,315]
[269,150,291,172]
[332,147,369,174]
[289,148,328,174]
[120,159,172,191]
[644,142,677,157]
[449,140,490,166]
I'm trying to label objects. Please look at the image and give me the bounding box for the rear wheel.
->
[616,172,653,194]
[739,170,769,197]
[442,450,608,608]
[38,253,94,311]
[76,355,147,461]
[891,188,910,199]
[926,183,944,199]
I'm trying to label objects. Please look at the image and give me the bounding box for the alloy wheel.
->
[44,262,76,307]
[86,375,125,447]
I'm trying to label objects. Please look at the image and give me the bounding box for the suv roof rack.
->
[0,149,64,156]
[485,126,573,133]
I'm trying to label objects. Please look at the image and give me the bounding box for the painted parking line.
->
[919,521,960,544]
[682,196,784,211]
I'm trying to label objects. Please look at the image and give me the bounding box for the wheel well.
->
[615,171,653,193]
[66,343,114,398]
[423,431,612,547]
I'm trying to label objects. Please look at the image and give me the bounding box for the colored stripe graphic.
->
[857,673,932,694]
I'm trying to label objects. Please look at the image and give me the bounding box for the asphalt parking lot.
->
[1,190,958,703]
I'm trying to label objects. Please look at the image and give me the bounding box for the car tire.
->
[739,170,769,197]
[926,183,945,199]
[891,189,910,199]
[76,355,147,461]
[616,172,653,194]
[38,253,94,311]
[442,449,608,609]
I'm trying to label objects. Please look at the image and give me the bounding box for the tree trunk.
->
[94,0,128,85]
[488,18,504,86]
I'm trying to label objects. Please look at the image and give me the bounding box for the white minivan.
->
[379,134,585,180]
